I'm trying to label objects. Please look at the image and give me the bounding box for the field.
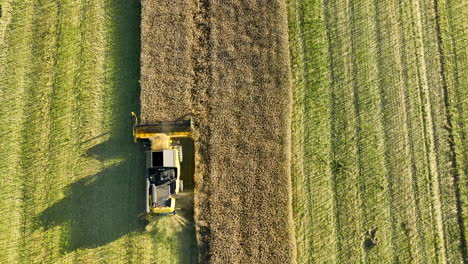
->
[0,0,195,263]
[288,0,467,263]
[1,0,466,263]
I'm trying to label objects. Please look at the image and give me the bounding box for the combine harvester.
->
[131,112,193,216]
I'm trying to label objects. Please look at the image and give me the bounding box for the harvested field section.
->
[441,0,468,256]
[288,0,467,263]
[325,0,365,261]
[348,0,394,262]
[0,1,34,262]
[0,1,172,263]
[287,0,337,263]
[399,0,441,261]
[418,0,466,261]
[374,0,425,261]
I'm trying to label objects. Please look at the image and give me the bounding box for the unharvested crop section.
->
[140,0,194,123]
[140,0,296,263]
[194,1,296,263]
[287,0,467,263]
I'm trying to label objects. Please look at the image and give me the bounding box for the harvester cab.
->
[131,112,193,216]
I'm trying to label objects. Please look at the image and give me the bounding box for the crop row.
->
[287,0,466,263]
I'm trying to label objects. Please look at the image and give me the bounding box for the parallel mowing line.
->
[286,0,309,262]
[45,0,83,262]
[419,0,465,262]
[373,0,411,262]
[399,0,440,262]
[417,2,447,263]
[433,0,467,261]
[325,0,364,261]
[418,0,455,262]
[292,0,337,263]
[348,0,394,263]
[392,0,430,262]
[376,0,428,262]
[72,0,109,262]
[102,2,151,263]
[17,0,60,263]
[0,1,34,263]
[444,0,468,258]
[103,0,145,262]
[59,0,109,262]
[407,0,446,262]
[41,0,71,262]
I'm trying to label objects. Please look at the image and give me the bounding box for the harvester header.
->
[131,112,193,142]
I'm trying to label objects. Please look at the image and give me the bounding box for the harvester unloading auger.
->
[131,112,193,215]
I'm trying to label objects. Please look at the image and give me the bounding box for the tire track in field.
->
[398,0,439,261]
[40,0,75,260]
[432,0,467,259]
[418,0,465,261]
[325,0,365,261]
[406,0,445,261]
[372,1,407,262]
[393,0,430,261]
[294,2,314,262]
[46,0,83,260]
[417,0,466,261]
[322,0,345,261]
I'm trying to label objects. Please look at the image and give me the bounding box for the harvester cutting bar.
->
[131,112,193,141]
[135,120,192,133]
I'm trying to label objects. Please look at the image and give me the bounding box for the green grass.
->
[287,0,467,263]
[0,0,197,263]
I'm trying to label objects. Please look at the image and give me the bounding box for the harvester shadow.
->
[38,0,146,251]
[38,137,197,257]
[38,157,147,252]
[38,0,198,257]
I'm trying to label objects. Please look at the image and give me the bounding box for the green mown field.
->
[288,0,467,263]
[0,0,196,263]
